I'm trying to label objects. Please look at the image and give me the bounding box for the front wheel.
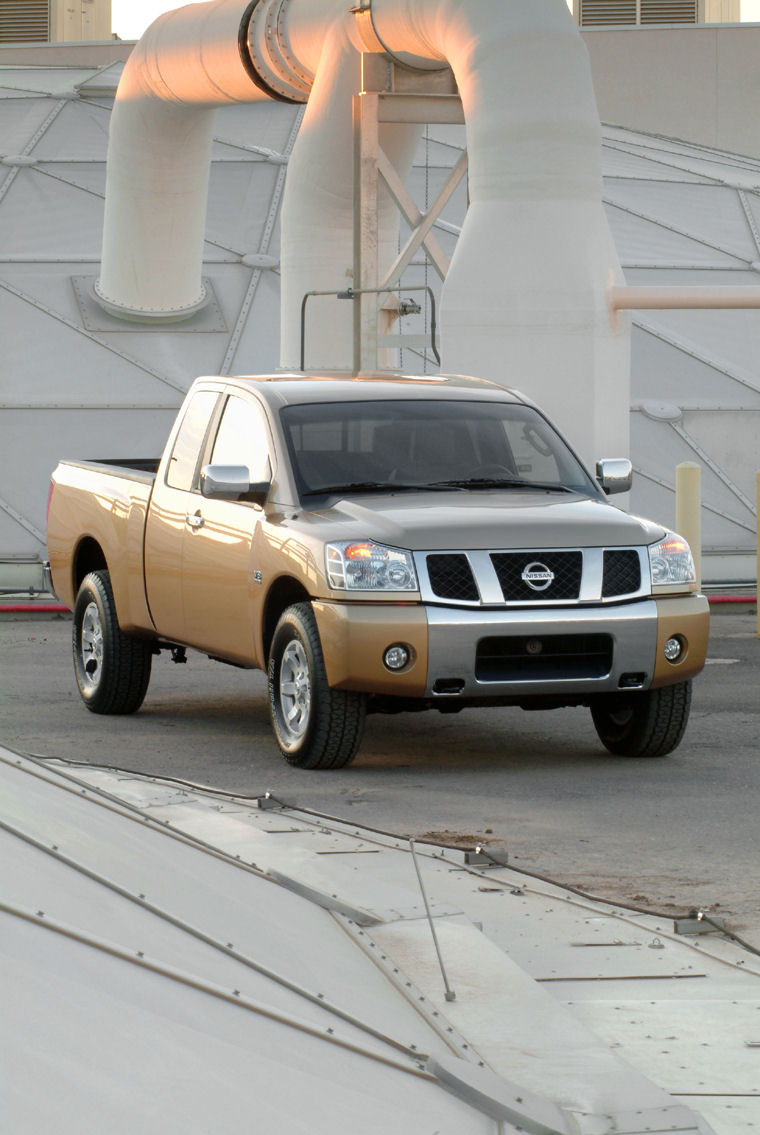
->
[73,570,152,714]
[591,680,692,758]
[268,603,366,769]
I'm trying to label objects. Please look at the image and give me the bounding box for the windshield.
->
[280,399,598,499]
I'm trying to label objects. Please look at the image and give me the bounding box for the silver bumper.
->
[425,601,658,698]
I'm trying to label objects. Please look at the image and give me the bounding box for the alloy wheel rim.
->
[279,639,311,739]
[80,602,104,690]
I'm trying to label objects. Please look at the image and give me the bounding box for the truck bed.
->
[59,458,160,484]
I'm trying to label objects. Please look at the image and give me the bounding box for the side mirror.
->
[596,457,632,495]
[200,464,269,505]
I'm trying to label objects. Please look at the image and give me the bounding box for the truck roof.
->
[196,372,529,409]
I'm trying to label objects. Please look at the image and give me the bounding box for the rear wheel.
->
[591,680,692,758]
[268,603,366,769]
[73,570,152,714]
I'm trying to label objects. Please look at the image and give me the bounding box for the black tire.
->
[268,603,366,769]
[591,680,692,758]
[72,570,152,714]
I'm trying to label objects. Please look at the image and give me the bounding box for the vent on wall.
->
[579,0,698,24]
[0,0,50,42]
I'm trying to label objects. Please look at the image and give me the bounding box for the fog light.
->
[664,636,683,662]
[383,644,410,671]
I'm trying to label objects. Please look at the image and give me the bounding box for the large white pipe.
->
[96,0,281,318]
[278,15,421,371]
[353,0,628,463]
[98,0,629,463]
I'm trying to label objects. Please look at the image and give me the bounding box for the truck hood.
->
[302,491,666,551]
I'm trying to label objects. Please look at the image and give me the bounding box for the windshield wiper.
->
[428,478,576,493]
[302,480,464,496]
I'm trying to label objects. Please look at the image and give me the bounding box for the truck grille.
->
[602,549,641,597]
[427,553,479,601]
[491,551,583,601]
[475,634,613,681]
[419,547,646,606]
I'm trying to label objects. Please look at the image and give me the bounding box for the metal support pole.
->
[354,90,380,373]
[756,472,760,637]
[676,462,702,591]
[409,839,456,1002]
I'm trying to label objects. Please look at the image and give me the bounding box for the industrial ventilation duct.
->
[97,0,629,464]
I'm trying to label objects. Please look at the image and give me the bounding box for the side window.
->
[166,391,219,490]
[210,396,272,483]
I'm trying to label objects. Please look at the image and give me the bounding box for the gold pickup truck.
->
[47,373,709,769]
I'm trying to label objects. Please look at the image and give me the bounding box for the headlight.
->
[326,541,418,591]
[648,531,696,589]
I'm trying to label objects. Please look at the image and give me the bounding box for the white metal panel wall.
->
[0,60,757,585]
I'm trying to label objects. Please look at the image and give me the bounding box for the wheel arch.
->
[72,536,108,596]
[261,575,312,664]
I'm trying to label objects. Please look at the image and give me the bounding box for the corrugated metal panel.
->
[0,0,49,43]
[580,0,698,24]
[580,0,638,25]
[640,0,699,23]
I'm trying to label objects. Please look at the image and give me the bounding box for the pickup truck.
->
[47,372,709,769]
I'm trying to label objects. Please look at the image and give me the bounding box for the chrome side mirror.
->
[596,457,632,495]
[200,464,269,505]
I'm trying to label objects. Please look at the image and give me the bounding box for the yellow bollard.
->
[675,462,701,592]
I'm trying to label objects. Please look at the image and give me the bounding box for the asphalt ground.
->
[2,608,759,940]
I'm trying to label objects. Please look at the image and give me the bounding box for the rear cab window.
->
[166,390,219,491]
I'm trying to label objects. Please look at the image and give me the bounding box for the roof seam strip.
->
[0,752,272,875]
[601,121,760,162]
[633,317,760,395]
[0,95,68,206]
[603,195,752,262]
[737,189,760,257]
[333,912,478,1064]
[632,467,756,532]
[30,163,105,200]
[0,494,45,542]
[0,814,423,1060]
[602,133,760,176]
[0,899,433,1079]
[670,422,757,513]
[601,139,724,184]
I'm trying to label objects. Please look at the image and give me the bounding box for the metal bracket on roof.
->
[266,868,381,926]
[463,847,509,868]
[427,1054,571,1135]
[256,792,292,811]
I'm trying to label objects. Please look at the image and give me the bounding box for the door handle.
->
[185,513,204,530]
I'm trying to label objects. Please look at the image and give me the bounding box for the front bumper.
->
[424,601,658,698]
[314,596,709,700]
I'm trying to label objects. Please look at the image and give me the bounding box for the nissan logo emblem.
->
[521,561,554,591]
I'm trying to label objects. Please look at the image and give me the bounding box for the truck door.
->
[180,393,272,664]
[144,389,220,643]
